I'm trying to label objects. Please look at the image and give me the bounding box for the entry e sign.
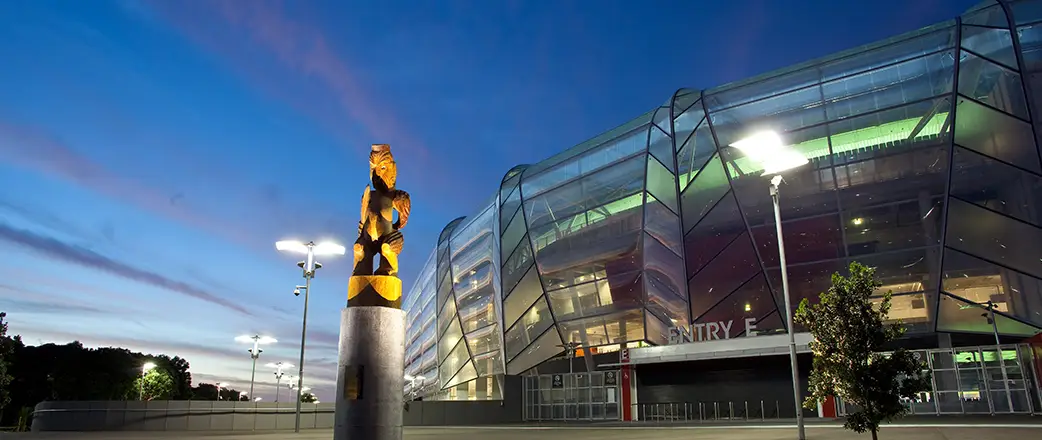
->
[667,317,759,345]
[605,371,618,386]
[552,374,563,388]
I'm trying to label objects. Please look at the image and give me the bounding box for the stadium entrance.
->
[522,370,623,421]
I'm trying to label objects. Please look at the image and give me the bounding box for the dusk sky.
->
[0,0,980,401]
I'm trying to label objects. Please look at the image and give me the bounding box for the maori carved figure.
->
[353,144,411,277]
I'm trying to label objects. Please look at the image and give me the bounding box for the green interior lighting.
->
[680,111,950,185]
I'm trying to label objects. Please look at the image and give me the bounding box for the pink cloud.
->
[0,121,256,246]
[145,0,430,164]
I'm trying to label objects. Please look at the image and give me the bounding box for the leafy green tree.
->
[300,392,317,403]
[794,262,930,440]
[159,356,193,400]
[133,368,174,401]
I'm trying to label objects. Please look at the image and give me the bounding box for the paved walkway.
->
[6,423,1042,440]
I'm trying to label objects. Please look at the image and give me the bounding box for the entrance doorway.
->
[523,371,622,421]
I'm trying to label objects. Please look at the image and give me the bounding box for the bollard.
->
[699,402,705,422]
[642,404,646,422]
[729,401,734,419]
[745,401,749,420]
[761,400,765,421]
[775,400,780,419]
[714,402,719,420]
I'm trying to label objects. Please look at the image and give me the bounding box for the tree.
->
[134,369,174,401]
[160,356,193,400]
[300,392,317,403]
[191,383,245,401]
[794,262,931,440]
[0,312,20,413]
[0,317,204,425]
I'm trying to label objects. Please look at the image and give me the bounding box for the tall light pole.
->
[267,362,293,403]
[275,239,346,433]
[216,382,229,401]
[557,342,581,419]
[236,334,277,402]
[982,301,1014,412]
[139,362,156,401]
[732,130,808,440]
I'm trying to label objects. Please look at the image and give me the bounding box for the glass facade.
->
[403,0,1042,400]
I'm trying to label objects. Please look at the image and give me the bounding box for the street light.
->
[216,382,229,401]
[731,130,809,440]
[236,334,277,402]
[139,362,156,400]
[266,362,293,402]
[557,342,581,418]
[275,239,345,433]
[982,301,1014,412]
[404,374,427,400]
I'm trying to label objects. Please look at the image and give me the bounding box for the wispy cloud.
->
[0,222,253,316]
[138,0,452,184]
[0,121,254,245]
[0,293,110,316]
[0,196,99,243]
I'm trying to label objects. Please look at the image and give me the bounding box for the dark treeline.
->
[0,313,248,426]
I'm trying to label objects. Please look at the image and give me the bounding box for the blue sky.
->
[0,0,979,401]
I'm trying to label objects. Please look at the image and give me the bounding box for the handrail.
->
[630,400,784,422]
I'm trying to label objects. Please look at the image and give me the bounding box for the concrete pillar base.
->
[333,300,405,440]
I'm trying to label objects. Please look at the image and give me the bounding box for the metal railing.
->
[631,400,785,422]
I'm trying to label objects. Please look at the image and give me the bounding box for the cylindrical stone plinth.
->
[334,305,405,440]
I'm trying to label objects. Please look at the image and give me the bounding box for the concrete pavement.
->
[6,424,1042,440]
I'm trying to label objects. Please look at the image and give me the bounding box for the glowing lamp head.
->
[730,130,809,176]
[275,240,309,254]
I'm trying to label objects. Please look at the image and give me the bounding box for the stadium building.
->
[401,0,1042,421]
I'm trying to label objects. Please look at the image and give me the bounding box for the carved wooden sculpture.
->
[353,144,411,277]
[347,144,410,309]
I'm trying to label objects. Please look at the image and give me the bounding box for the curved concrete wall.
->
[31,401,334,432]
[31,398,523,431]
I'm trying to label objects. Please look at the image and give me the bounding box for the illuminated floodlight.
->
[142,362,157,373]
[313,241,347,256]
[236,335,278,345]
[266,362,293,370]
[404,374,414,381]
[276,240,346,256]
[730,130,808,176]
[275,240,310,254]
[254,397,263,402]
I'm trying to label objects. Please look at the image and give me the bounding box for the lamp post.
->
[982,301,1014,412]
[404,374,426,401]
[216,382,229,401]
[139,362,156,401]
[557,342,581,420]
[236,334,277,402]
[266,362,293,403]
[732,130,809,440]
[275,239,345,433]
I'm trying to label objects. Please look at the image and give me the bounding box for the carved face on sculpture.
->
[369,145,397,189]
